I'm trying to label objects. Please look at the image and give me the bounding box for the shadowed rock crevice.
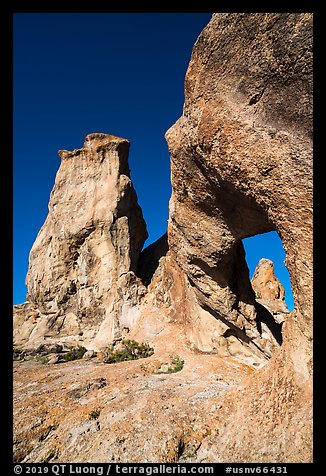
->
[137,233,169,286]
[255,302,283,346]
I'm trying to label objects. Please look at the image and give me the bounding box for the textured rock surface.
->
[165,11,312,461]
[13,316,311,463]
[13,344,260,463]
[166,12,312,353]
[252,258,290,318]
[15,133,148,351]
[138,233,168,286]
[13,12,313,463]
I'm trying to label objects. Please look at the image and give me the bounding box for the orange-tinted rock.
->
[165,12,312,462]
[251,258,290,319]
[252,258,285,302]
[166,12,312,351]
[13,13,313,463]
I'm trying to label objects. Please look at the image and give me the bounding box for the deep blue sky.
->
[13,13,294,310]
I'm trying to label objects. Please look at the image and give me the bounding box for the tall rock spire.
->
[17,133,148,350]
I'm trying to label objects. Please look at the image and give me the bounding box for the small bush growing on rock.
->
[37,356,49,365]
[58,345,87,362]
[49,343,64,354]
[168,355,184,373]
[155,355,184,374]
[103,339,154,364]
[13,344,86,364]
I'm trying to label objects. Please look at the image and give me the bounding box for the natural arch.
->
[243,230,294,311]
[165,12,312,363]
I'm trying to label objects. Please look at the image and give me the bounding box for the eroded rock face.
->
[13,13,313,464]
[165,12,312,462]
[137,233,168,286]
[252,258,290,317]
[15,133,148,350]
[165,12,312,355]
[252,259,285,302]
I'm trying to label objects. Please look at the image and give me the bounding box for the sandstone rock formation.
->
[251,258,290,317]
[137,232,168,286]
[14,133,148,351]
[165,12,312,354]
[13,12,313,464]
[165,11,312,462]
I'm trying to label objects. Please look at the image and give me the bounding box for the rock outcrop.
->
[137,233,168,286]
[14,133,148,351]
[13,12,313,464]
[251,258,290,317]
[165,12,312,356]
[165,12,312,461]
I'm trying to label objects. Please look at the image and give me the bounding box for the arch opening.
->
[243,230,294,311]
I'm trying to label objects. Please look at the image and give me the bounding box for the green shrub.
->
[58,345,87,362]
[103,339,154,364]
[49,344,63,354]
[36,356,49,365]
[167,355,184,373]
[13,344,86,364]
[156,355,184,374]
